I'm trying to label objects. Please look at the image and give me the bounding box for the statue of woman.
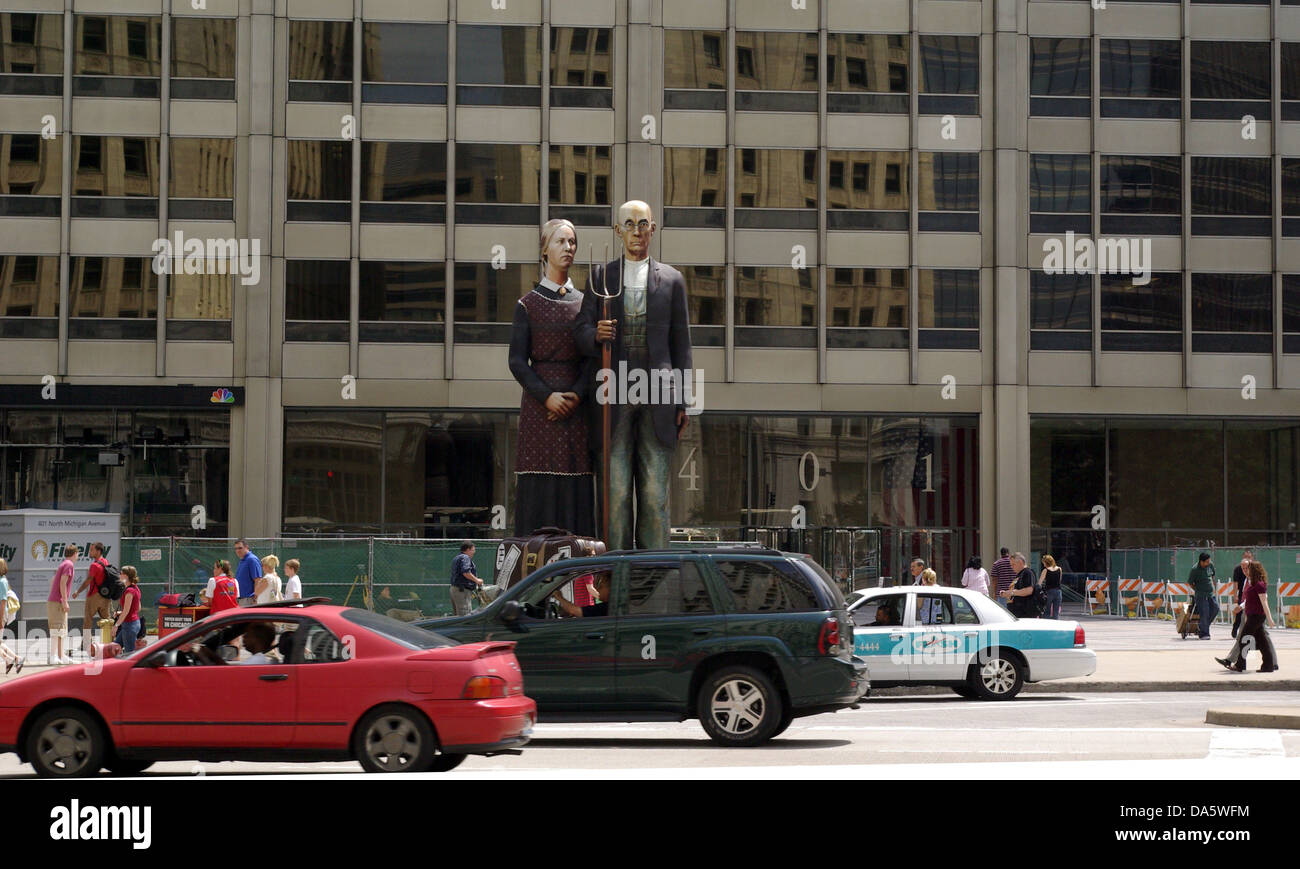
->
[508,218,595,536]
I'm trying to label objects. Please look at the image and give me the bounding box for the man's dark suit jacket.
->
[573,257,693,450]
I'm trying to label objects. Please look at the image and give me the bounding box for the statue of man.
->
[574,200,692,550]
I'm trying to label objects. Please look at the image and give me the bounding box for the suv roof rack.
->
[603,547,787,557]
[244,596,331,608]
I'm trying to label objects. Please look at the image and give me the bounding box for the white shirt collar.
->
[539,276,576,293]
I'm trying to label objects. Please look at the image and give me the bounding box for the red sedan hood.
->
[405,641,517,662]
[0,659,128,698]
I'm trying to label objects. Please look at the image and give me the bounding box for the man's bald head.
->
[616,200,656,260]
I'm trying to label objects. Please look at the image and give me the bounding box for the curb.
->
[1206,707,1300,729]
[871,680,1300,697]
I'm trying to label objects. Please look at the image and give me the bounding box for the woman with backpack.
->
[0,558,23,674]
[113,567,143,653]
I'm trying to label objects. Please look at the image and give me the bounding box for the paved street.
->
[3,690,1297,779]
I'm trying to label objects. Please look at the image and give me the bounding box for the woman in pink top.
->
[46,544,78,665]
[960,556,991,597]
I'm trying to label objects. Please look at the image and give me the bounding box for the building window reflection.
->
[550,27,612,108]
[0,255,59,338]
[664,29,726,109]
[288,19,353,102]
[1030,37,1089,117]
[826,33,908,114]
[362,21,446,104]
[73,14,161,97]
[171,16,235,99]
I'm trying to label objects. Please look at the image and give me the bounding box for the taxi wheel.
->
[698,665,783,747]
[27,707,106,778]
[354,704,438,773]
[968,651,1024,701]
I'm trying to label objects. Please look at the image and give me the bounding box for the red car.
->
[0,599,535,777]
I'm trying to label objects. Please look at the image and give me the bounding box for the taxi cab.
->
[846,586,1097,699]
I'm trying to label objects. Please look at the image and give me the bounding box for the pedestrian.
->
[1217,560,1278,673]
[233,538,262,607]
[73,541,115,657]
[917,568,943,624]
[255,554,283,603]
[960,556,990,597]
[46,543,77,664]
[113,567,143,654]
[990,547,1015,597]
[1039,554,1063,619]
[283,559,303,600]
[449,542,484,616]
[1230,550,1252,639]
[909,558,926,584]
[1188,551,1219,640]
[202,560,239,615]
[0,558,24,674]
[1000,552,1039,618]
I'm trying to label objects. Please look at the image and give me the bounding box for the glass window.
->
[1101,155,1181,214]
[1,12,63,74]
[169,138,234,199]
[625,562,713,616]
[853,593,906,627]
[664,147,726,207]
[1101,273,1181,331]
[826,268,908,331]
[919,269,978,329]
[454,144,541,204]
[951,595,978,625]
[1109,421,1224,531]
[919,153,978,210]
[919,35,978,94]
[1191,157,1271,215]
[1226,422,1300,534]
[361,142,446,202]
[825,151,908,210]
[296,619,349,662]
[171,17,235,78]
[549,146,611,205]
[1190,41,1270,101]
[457,25,541,85]
[916,594,952,625]
[714,559,819,613]
[1,134,61,195]
[1030,272,1090,331]
[1031,37,1089,96]
[71,136,158,197]
[286,260,349,321]
[1100,39,1180,99]
[1284,44,1300,102]
[1286,275,1300,333]
[288,20,352,81]
[733,266,817,328]
[69,257,157,318]
[1030,154,1090,213]
[0,255,59,318]
[453,263,533,324]
[687,266,726,327]
[167,273,232,321]
[287,140,352,200]
[362,22,446,83]
[665,30,726,89]
[1191,273,1272,334]
[74,15,160,76]
[360,262,444,322]
[826,33,908,93]
[550,27,612,88]
[733,150,817,208]
[735,32,818,91]
[1284,158,1300,217]
[284,412,383,532]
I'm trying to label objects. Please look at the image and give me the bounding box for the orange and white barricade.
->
[1085,579,1111,615]
[1277,582,1300,630]
[1117,577,1143,618]
[1215,581,1238,625]
[1165,582,1196,622]
[1138,581,1165,618]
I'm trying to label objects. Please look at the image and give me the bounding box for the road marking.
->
[1206,729,1285,759]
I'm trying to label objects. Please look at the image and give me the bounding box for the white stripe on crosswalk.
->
[1206,728,1285,759]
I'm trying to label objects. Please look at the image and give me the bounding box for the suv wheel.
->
[27,707,106,778]
[950,686,976,699]
[968,650,1024,700]
[698,665,784,747]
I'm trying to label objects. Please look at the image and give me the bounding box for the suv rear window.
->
[713,559,822,613]
[343,608,458,650]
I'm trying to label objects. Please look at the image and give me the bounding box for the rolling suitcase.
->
[494,527,606,590]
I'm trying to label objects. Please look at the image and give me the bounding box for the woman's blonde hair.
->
[122,566,139,584]
[540,218,577,266]
[0,557,7,576]
[1042,554,1056,569]
[262,554,280,573]
[921,568,937,585]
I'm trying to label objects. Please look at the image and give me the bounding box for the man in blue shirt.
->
[234,539,263,606]
[449,542,483,616]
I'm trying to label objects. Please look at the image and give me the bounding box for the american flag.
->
[877,419,932,528]
[877,419,978,530]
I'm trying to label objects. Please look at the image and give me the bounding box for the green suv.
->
[419,548,869,746]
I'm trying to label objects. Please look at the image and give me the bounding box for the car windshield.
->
[341,608,458,650]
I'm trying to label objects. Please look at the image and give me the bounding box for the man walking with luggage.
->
[1189,551,1218,640]
[449,542,483,616]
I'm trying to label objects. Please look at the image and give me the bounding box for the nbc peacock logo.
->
[210,388,235,404]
